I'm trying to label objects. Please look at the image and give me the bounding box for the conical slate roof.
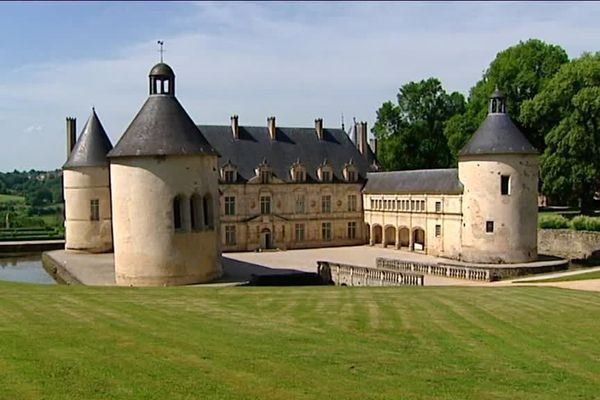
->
[459,89,537,157]
[108,95,218,158]
[63,109,113,169]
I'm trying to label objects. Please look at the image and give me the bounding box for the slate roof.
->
[363,169,463,194]
[63,109,113,169]
[459,113,538,157]
[199,125,376,183]
[149,62,174,77]
[108,95,218,158]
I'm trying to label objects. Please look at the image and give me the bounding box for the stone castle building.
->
[63,61,538,287]
[363,89,539,263]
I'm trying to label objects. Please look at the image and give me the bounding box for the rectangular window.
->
[90,199,99,221]
[295,223,305,241]
[260,196,271,214]
[224,170,235,183]
[348,195,357,212]
[322,195,331,213]
[347,171,356,182]
[347,221,357,239]
[322,222,332,241]
[435,201,442,213]
[411,200,415,211]
[370,199,374,209]
[486,221,494,233]
[225,225,236,245]
[435,224,441,237]
[501,175,511,195]
[322,171,331,182]
[224,196,236,216]
[295,195,305,214]
[421,200,425,211]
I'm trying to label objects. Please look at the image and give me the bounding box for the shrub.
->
[570,215,600,231]
[539,214,570,229]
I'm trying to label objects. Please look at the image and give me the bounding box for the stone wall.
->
[538,229,600,260]
[317,261,424,287]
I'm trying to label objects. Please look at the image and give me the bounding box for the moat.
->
[0,253,56,284]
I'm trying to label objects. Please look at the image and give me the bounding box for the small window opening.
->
[90,199,99,221]
[486,221,494,233]
[501,175,510,195]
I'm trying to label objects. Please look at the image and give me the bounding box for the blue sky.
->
[1,1,599,172]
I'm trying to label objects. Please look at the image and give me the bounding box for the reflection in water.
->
[0,254,56,284]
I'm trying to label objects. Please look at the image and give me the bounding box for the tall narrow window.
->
[295,195,305,214]
[225,225,236,245]
[224,170,235,183]
[435,201,442,213]
[435,224,441,237]
[203,194,213,230]
[322,222,332,241]
[190,194,203,230]
[173,196,183,230]
[322,195,331,213]
[224,196,236,216]
[501,175,511,195]
[347,221,357,239]
[260,170,271,184]
[348,195,357,212]
[486,221,494,233]
[260,195,271,214]
[295,223,305,241]
[322,170,331,182]
[90,199,99,221]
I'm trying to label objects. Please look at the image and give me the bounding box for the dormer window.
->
[343,160,358,182]
[290,160,307,183]
[221,161,238,184]
[255,159,272,184]
[317,160,333,183]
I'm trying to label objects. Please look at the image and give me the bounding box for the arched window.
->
[173,195,184,230]
[190,194,203,230]
[203,193,214,230]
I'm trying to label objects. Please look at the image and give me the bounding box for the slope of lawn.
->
[0,282,598,400]
[517,270,600,283]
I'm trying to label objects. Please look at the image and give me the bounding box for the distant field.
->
[0,283,598,400]
[0,194,25,203]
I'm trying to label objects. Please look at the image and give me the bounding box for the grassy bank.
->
[516,270,600,283]
[0,283,598,399]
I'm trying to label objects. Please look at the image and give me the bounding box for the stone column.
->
[369,224,375,246]
[395,226,401,250]
[409,228,414,251]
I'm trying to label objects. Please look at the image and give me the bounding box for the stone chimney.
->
[357,121,368,155]
[231,114,239,139]
[66,117,77,158]
[267,116,276,140]
[315,118,324,140]
[369,138,379,159]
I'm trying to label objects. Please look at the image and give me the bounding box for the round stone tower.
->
[63,109,114,253]
[108,62,221,286]
[458,89,539,263]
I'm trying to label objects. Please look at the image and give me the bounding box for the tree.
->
[373,78,465,171]
[444,39,569,161]
[521,52,600,213]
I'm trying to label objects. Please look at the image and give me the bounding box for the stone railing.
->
[317,261,424,287]
[376,257,492,281]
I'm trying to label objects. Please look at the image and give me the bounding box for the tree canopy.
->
[373,78,465,171]
[444,39,569,161]
[521,52,600,213]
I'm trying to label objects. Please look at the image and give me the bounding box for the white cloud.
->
[24,125,43,134]
[1,2,600,171]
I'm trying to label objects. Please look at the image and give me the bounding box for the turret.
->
[63,109,114,253]
[458,88,539,263]
[108,62,221,286]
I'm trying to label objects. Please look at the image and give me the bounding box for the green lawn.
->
[0,193,25,203]
[516,270,600,283]
[0,283,598,400]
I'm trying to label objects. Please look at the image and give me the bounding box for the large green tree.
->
[444,39,569,161]
[521,52,600,213]
[373,78,465,171]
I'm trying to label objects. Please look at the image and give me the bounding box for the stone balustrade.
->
[376,257,492,281]
[317,261,424,287]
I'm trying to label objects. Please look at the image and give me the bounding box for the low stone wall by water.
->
[317,261,424,287]
[538,229,600,260]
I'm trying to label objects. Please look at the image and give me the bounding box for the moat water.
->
[0,254,56,284]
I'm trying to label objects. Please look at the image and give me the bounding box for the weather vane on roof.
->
[157,40,165,63]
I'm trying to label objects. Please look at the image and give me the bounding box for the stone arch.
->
[384,225,396,247]
[398,226,410,248]
[372,224,382,245]
[412,227,426,251]
[190,193,203,231]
